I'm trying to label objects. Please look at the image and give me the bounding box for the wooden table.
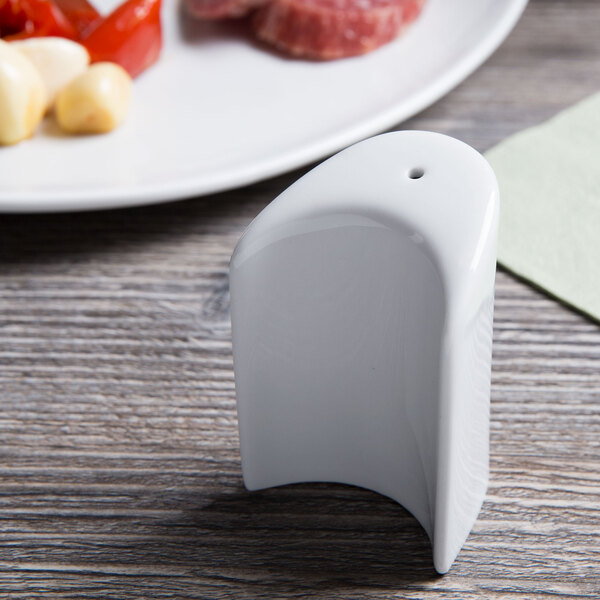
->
[2,1,600,597]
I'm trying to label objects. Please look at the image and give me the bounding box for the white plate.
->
[0,0,526,212]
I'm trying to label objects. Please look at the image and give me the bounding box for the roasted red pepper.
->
[0,0,76,40]
[82,0,162,78]
[53,0,100,37]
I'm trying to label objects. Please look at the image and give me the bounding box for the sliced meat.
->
[186,0,267,20]
[252,0,425,59]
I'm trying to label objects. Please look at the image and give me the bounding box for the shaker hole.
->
[408,167,425,180]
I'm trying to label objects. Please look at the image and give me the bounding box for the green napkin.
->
[485,92,600,322]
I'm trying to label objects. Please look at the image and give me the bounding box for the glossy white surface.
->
[230,131,499,574]
[0,0,525,212]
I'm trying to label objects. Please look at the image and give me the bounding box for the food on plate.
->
[55,61,131,134]
[0,0,162,78]
[0,39,46,145]
[11,36,89,108]
[253,0,425,59]
[185,0,426,59]
[81,0,162,78]
[0,0,163,145]
[52,0,101,37]
[185,0,267,20]
[0,0,76,40]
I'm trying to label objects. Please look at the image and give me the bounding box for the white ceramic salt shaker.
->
[229,131,499,574]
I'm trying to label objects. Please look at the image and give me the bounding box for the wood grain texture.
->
[1,0,600,597]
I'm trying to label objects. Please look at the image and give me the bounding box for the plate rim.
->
[0,0,527,213]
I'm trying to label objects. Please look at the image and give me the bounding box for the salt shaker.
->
[230,131,499,573]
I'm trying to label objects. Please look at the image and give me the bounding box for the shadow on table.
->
[0,168,303,273]
[203,486,437,588]
[134,483,438,592]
